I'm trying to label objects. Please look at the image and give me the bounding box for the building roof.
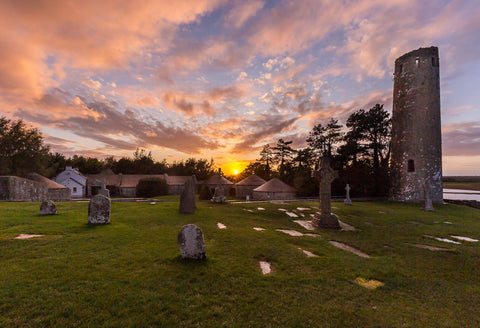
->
[87,173,122,186]
[26,173,69,190]
[65,166,87,179]
[236,174,266,186]
[86,173,195,188]
[165,175,196,186]
[87,174,163,188]
[205,174,233,186]
[118,175,160,188]
[253,178,296,192]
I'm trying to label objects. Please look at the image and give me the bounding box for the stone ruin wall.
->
[47,188,71,202]
[0,176,48,201]
[390,47,443,203]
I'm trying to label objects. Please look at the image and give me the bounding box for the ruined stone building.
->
[0,173,70,202]
[389,47,443,202]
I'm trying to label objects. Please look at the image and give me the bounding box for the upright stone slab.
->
[88,194,111,224]
[40,200,57,215]
[312,156,340,229]
[99,184,110,197]
[211,184,226,203]
[177,224,206,259]
[422,180,435,211]
[344,184,352,205]
[179,178,196,214]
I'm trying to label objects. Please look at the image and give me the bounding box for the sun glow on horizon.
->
[219,161,250,176]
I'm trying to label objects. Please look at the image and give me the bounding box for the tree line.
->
[238,104,391,197]
[1,103,391,197]
[0,116,218,181]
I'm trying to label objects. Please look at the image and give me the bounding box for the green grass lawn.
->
[444,181,480,191]
[1,199,480,327]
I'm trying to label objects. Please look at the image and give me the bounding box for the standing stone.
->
[179,178,196,214]
[344,184,352,205]
[88,194,111,224]
[40,200,57,215]
[211,183,226,203]
[422,180,435,211]
[177,224,206,259]
[312,157,340,229]
[99,182,110,197]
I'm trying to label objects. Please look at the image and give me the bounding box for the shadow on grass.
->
[171,255,209,266]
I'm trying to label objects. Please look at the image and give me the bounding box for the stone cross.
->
[344,184,352,205]
[312,156,340,229]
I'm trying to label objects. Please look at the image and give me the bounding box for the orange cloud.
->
[225,0,264,28]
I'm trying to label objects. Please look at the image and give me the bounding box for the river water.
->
[443,188,480,201]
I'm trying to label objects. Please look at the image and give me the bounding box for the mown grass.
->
[1,199,480,327]
[443,181,480,191]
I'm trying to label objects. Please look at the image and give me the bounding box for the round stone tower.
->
[389,46,443,203]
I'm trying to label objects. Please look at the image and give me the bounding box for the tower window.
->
[415,57,419,67]
[431,57,435,67]
[398,64,403,74]
[73,187,77,192]
[407,160,415,172]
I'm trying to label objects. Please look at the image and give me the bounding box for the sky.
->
[1,0,480,176]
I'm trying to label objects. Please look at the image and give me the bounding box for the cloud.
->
[302,89,393,126]
[230,115,300,154]
[225,0,264,28]
[263,56,295,71]
[261,81,324,115]
[82,79,102,90]
[0,0,227,105]
[442,121,480,156]
[1,0,479,167]
[340,1,480,79]
[15,96,220,155]
[207,86,245,102]
[161,85,245,116]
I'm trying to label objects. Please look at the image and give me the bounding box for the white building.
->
[54,166,87,198]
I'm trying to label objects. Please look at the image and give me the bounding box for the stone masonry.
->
[390,47,443,203]
[0,176,47,201]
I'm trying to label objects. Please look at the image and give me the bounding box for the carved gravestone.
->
[179,178,196,214]
[178,224,206,259]
[211,184,226,203]
[344,184,352,205]
[88,194,111,224]
[312,156,340,229]
[40,200,57,215]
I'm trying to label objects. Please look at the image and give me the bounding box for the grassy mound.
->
[1,200,480,327]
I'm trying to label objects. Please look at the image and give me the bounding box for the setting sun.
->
[219,161,250,176]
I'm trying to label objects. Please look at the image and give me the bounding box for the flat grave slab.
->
[298,247,319,257]
[259,261,271,275]
[15,234,44,240]
[355,277,384,290]
[329,241,370,258]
